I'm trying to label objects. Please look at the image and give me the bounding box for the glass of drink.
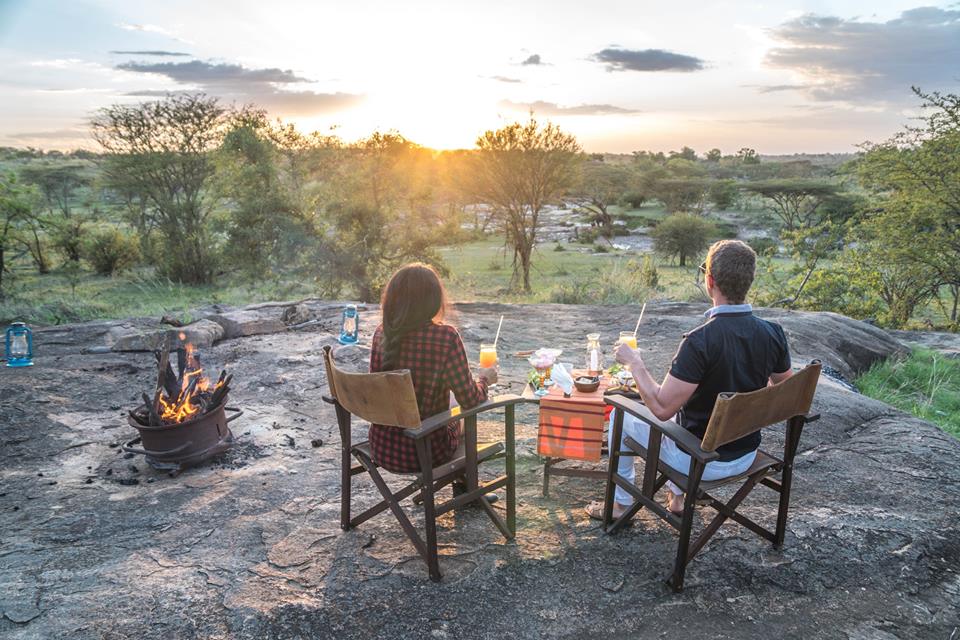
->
[619,331,638,350]
[479,343,498,389]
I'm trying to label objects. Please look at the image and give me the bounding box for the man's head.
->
[703,240,756,304]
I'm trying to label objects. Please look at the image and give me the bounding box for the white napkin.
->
[552,362,575,396]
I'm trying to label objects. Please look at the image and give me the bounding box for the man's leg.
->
[588,409,651,519]
[611,409,652,507]
[657,440,757,512]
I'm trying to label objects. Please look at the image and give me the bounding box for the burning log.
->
[132,335,230,428]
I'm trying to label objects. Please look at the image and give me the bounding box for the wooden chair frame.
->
[322,345,527,581]
[601,361,822,592]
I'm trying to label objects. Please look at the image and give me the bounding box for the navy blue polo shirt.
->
[669,305,791,461]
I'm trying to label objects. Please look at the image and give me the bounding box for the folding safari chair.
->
[602,360,822,591]
[321,345,526,581]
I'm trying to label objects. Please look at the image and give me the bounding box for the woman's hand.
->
[478,366,498,385]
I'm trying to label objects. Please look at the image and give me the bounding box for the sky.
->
[1,0,959,154]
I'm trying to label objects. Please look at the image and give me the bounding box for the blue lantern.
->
[339,304,360,345]
[5,322,33,367]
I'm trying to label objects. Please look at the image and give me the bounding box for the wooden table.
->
[523,375,613,496]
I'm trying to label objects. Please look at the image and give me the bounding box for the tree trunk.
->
[0,245,5,298]
[951,284,959,324]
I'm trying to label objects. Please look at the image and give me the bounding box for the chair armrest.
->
[803,412,821,424]
[604,395,720,463]
[403,394,531,440]
[322,395,336,405]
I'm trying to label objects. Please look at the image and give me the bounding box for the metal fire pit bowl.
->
[123,400,242,476]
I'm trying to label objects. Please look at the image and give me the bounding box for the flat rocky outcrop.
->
[1,302,957,639]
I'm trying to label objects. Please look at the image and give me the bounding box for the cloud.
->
[117,22,178,38]
[521,54,543,66]
[765,7,960,102]
[118,60,363,116]
[110,50,191,57]
[743,84,808,94]
[116,60,309,86]
[499,99,639,116]
[592,48,705,72]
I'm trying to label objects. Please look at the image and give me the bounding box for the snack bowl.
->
[574,375,600,393]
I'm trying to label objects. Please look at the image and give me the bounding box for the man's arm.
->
[769,368,793,385]
[616,343,697,421]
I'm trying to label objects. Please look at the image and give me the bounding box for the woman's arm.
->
[443,329,488,408]
[369,327,383,373]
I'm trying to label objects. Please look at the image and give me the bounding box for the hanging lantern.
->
[5,322,34,368]
[339,305,360,345]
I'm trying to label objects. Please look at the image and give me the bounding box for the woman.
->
[368,263,497,473]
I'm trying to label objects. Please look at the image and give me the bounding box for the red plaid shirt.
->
[368,322,488,473]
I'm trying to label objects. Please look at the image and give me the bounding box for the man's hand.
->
[615,342,644,370]
[478,366,498,385]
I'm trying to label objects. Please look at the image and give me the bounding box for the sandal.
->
[584,500,631,521]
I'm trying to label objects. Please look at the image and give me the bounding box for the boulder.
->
[207,309,288,339]
[889,329,960,359]
[281,303,313,326]
[107,319,224,352]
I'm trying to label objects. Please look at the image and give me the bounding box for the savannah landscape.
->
[2,2,960,638]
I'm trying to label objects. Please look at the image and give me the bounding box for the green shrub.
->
[487,258,502,271]
[83,228,141,276]
[553,243,566,252]
[541,260,656,305]
[650,213,716,267]
[747,236,778,255]
[577,227,599,244]
[637,254,660,289]
[620,191,648,209]
[593,243,609,253]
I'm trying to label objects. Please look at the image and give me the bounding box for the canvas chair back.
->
[699,361,821,452]
[322,345,422,428]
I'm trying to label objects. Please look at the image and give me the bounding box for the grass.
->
[0,266,318,325]
[437,238,713,304]
[857,348,960,439]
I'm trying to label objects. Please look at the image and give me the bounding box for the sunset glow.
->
[1,0,959,152]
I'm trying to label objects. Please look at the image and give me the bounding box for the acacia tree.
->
[858,87,960,325]
[316,131,452,301]
[0,173,31,297]
[19,162,93,262]
[471,118,581,291]
[91,94,234,284]
[573,161,634,239]
[744,180,840,232]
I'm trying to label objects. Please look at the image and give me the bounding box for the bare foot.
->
[666,492,684,516]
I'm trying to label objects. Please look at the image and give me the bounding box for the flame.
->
[155,339,224,423]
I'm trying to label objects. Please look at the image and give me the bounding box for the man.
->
[586,239,793,519]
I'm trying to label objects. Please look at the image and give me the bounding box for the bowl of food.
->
[574,375,600,393]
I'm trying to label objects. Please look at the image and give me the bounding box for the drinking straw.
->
[633,302,646,336]
[493,314,504,347]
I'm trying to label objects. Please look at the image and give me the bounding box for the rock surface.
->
[1,302,957,639]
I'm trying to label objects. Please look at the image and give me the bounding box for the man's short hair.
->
[705,240,756,304]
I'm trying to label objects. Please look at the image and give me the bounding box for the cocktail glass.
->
[479,343,498,390]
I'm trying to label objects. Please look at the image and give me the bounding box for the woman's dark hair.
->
[380,263,449,369]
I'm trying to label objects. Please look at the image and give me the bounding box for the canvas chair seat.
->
[623,442,783,494]
[352,439,505,480]
[603,360,822,592]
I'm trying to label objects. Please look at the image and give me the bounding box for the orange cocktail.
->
[479,343,498,369]
[619,331,638,349]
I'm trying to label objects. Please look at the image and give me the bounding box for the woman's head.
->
[380,263,449,368]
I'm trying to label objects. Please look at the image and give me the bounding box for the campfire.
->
[124,333,240,475]
[130,334,232,426]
